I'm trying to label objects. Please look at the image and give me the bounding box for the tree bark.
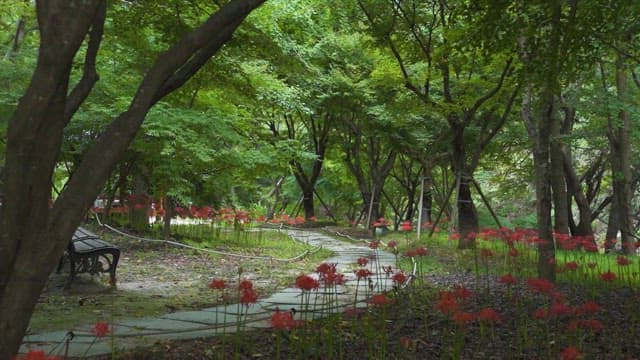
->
[0,1,265,357]
[550,106,569,236]
[609,51,634,253]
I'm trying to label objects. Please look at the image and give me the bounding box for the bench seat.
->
[57,227,120,288]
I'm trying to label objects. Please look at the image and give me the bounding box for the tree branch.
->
[463,57,513,126]
[63,0,106,122]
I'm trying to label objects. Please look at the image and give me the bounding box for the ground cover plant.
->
[23,224,639,359]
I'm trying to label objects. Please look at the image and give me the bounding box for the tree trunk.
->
[562,148,595,245]
[522,84,556,282]
[457,177,479,249]
[451,129,478,249]
[550,107,569,236]
[0,1,265,357]
[604,196,619,253]
[609,51,634,254]
[129,171,149,231]
[301,187,315,220]
[163,196,174,240]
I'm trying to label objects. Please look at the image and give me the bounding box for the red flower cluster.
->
[452,311,475,327]
[477,307,501,323]
[599,271,617,282]
[568,318,604,333]
[13,350,62,360]
[392,272,407,285]
[372,217,390,228]
[617,256,631,266]
[401,220,413,231]
[238,279,257,305]
[91,321,110,337]
[479,248,493,258]
[357,257,369,267]
[387,240,398,249]
[371,293,392,306]
[316,262,345,286]
[405,246,427,257]
[560,346,583,360]
[498,273,518,286]
[369,240,380,249]
[356,268,373,280]
[295,274,320,291]
[526,278,555,295]
[209,278,227,290]
[270,309,302,330]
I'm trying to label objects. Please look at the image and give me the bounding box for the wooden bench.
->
[57,227,120,288]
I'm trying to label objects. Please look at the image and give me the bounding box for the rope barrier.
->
[91,212,320,263]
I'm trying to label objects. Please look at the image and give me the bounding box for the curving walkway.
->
[20,229,400,358]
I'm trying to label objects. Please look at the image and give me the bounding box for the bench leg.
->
[109,249,120,287]
[64,257,78,289]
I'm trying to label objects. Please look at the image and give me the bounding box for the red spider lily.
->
[13,350,62,360]
[256,215,266,222]
[452,311,475,327]
[450,232,461,241]
[357,257,369,267]
[549,302,573,317]
[295,274,319,291]
[240,288,258,305]
[564,261,579,271]
[599,271,617,282]
[583,241,598,252]
[560,346,583,360]
[617,256,631,266]
[209,278,227,290]
[294,216,305,224]
[405,249,417,257]
[387,240,398,249]
[91,322,110,337]
[575,301,602,315]
[453,285,472,302]
[308,216,317,222]
[580,319,604,332]
[533,308,549,320]
[477,308,501,323]
[371,293,392,306]
[480,248,493,258]
[325,271,346,286]
[373,217,389,227]
[239,279,254,290]
[355,268,372,280]
[499,273,518,286]
[270,310,298,330]
[437,291,459,314]
[526,278,555,295]
[508,247,519,257]
[416,246,428,256]
[401,220,413,231]
[369,240,380,249]
[392,272,407,284]
[316,263,335,275]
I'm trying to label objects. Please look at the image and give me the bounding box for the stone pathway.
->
[20,229,400,358]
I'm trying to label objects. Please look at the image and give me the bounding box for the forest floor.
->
[34,226,640,359]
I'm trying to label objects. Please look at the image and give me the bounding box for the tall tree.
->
[0,0,266,357]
